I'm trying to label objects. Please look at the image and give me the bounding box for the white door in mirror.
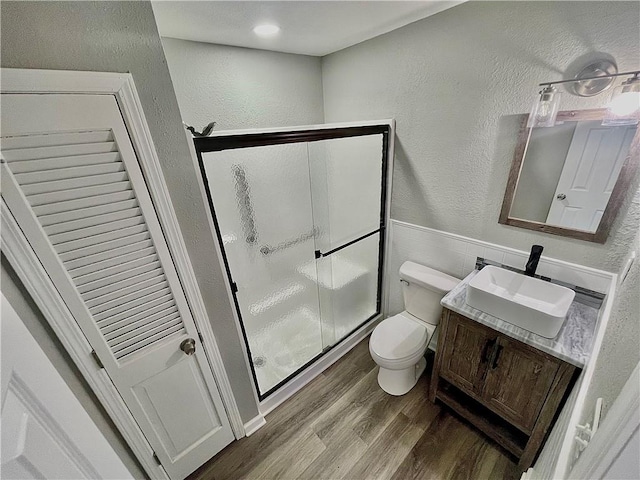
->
[466,266,575,338]
[546,121,636,231]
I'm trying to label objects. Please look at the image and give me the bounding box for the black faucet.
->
[525,245,544,277]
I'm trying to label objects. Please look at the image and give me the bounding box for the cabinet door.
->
[482,336,561,433]
[440,312,496,396]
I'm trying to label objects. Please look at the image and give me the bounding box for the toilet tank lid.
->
[399,261,461,294]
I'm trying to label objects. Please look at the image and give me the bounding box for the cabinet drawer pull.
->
[492,345,504,369]
[482,338,497,363]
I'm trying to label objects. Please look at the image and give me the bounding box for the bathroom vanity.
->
[430,269,599,470]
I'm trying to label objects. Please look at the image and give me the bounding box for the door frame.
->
[568,361,640,479]
[1,68,244,478]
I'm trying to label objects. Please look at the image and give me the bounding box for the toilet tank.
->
[399,262,460,326]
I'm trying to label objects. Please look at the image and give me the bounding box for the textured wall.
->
[579,229,640,427]
[322,1,640,273]
[0,0,258,448]
[162,37,324,130]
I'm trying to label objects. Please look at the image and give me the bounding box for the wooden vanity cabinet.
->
[438,313,496,396]
[430,308,578,470]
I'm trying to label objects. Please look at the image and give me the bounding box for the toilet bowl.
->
[369,262,459,395]
[369,311,434,395]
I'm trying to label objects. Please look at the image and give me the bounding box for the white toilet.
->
[369,261,460,396]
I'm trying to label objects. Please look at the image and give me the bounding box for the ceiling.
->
[152,1,465,57]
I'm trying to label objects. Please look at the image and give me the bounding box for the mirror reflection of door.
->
[546,121,636,231]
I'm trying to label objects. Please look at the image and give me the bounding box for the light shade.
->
[527,86,561,128]
[603,75,640,126]
[252,24,280,37]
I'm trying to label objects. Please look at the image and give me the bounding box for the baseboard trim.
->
[243,415,266,437]
[258,315,381,417]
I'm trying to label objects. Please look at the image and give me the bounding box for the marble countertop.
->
[441,270,599,367]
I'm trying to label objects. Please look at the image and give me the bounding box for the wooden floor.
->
[190,339,521,480]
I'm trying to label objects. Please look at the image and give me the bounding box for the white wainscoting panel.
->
[386,220,614,316]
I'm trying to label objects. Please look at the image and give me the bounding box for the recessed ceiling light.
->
[253,24,280,37]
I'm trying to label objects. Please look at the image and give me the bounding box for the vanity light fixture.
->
[253,24,280,37]
[527,85,561,128]
[602,73,640,126]
[531,63,640,128]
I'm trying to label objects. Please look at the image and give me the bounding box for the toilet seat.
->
[369,312,433,365]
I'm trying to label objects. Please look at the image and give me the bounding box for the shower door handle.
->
[316,228,382,258]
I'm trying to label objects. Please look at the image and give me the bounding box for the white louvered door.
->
[1,93,234,480]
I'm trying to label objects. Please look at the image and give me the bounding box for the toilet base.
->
[377,356,427,396]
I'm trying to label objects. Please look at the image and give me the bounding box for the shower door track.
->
[194,121,393,402]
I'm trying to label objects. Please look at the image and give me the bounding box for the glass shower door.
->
[196,124,389,399]
[201,143,323,396]
[308,134,384,348]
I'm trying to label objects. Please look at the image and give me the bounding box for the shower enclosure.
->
[195,123,391,398]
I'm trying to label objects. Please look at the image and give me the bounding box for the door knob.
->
[180,338,196,355]
[556,193,567,200]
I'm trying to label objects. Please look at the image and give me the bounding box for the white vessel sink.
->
[466,266,575,338]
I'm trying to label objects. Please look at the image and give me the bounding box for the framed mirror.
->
[500,109,639,243]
